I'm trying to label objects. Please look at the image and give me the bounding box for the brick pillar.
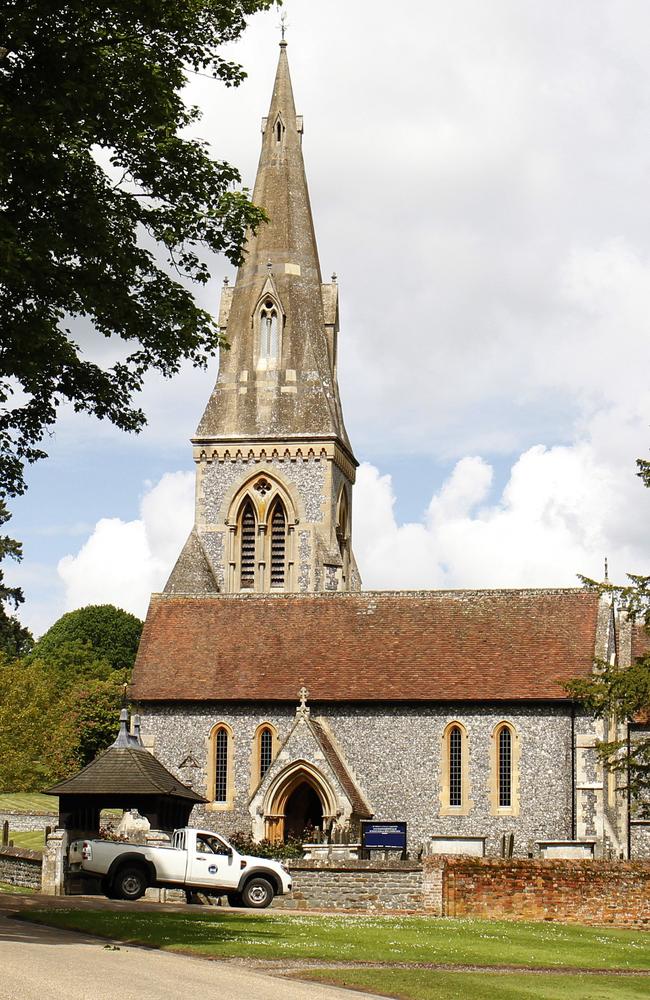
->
[421,857,444,915]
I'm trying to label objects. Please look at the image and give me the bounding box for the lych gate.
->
[42,709,205,895]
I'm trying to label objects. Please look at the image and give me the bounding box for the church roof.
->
[195,41,353,453]
[131,588,604,704]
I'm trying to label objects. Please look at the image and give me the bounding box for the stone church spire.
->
[196,40,352,451]
[165,41,361,596]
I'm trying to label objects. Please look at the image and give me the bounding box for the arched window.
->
[260,727,273,779]
[269,500,287,588]
[250,722,278,793]
[239,499,256,589]
[440,721,471,815]
[498,726,512,807]
[449,726,462,807]
[259,299,279,360]
[215,728,228,802]
[209,723,234,809]
[491,722,519,815]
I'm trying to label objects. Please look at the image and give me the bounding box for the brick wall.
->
[423,856,650,929]
[275,859,425,911]
[0,847,42,889]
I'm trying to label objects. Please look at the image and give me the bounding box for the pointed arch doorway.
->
[263,762,338,843]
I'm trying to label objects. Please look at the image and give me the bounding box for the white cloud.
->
[57,472,194,619]
[353,417,650,592]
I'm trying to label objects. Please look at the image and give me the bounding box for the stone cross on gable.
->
[296,685,310,717]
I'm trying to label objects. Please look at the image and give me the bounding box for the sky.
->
[7,0,650,637]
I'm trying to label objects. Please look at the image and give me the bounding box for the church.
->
[131,41,645,859]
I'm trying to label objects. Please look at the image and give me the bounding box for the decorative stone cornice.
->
[191,438,357,482]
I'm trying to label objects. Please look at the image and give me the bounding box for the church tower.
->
[165,41,360,595]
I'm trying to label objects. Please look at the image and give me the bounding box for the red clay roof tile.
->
[131,589,601,703]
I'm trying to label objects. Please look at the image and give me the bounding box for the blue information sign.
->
[361,821,407,851]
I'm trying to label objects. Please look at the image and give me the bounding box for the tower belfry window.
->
[270,501,287,588]
[240,500,256,589]
[259,300,279,360]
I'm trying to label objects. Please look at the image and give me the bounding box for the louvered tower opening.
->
[270,502,286,588]
[240,501,256,589]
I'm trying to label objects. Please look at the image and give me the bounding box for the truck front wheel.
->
[241,877,274,909]
[114,865,148,901]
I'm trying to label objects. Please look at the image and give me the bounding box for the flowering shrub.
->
[228,830,303,860]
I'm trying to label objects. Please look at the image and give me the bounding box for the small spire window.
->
[259,299,279,360]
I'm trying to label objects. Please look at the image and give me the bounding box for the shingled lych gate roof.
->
[47,745,204,802]
[131,589,603,703]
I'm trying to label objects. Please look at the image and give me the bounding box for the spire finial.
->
[604,556,609,581]
[278,7,289,44]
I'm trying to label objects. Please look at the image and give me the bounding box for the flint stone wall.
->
[139,701,574,856]
[0,812,56,833]
[0,847,42,889]
[275,859,426,912]
[631,822,650,859]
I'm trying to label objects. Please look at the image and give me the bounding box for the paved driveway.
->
[0,906,380,1000]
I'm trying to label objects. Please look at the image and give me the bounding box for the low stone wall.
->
[426,856,650,928]
[276,859,425,911]
[0,811,57,834]
[0,847,43,889]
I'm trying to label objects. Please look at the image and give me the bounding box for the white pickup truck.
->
[69,828,292,907]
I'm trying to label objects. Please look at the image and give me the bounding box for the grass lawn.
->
[18,910,650,971]
[0,881,36,895]
[0,793,57,814]
[299,968,650,1000]
[7,830,46,850]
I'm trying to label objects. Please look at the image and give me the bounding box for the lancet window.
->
[491,721,519,815]
[498,725,512,807]
[440,721,471,816]
[210,722,234,807]
[233,484,293,593]
[260,727,273,779]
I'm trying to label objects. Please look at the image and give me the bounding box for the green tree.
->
[0,500,33,658]
[0,1,272,638]
[31,604,142,672]
[63,672,125,767]
[566,455,650,813]
[0,0,272,500]
[0,655,75,791]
